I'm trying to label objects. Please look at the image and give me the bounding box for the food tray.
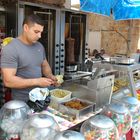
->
[50,89,72,103]
[110,57,135,65]
[58,98,96,120]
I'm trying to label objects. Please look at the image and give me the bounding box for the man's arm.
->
[1,68,54,89]
[42,59,56,80]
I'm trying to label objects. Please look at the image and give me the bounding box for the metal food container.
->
[65,64,78,72]
[58,98,95,120]
[110,57,135,65]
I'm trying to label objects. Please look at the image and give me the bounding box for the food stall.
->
[0,0,140,140]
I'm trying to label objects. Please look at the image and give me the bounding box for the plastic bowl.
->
[50,89,72,103]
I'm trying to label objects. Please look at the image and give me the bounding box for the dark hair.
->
[22,14,44,26]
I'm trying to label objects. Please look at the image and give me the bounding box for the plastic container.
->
[50,89,72,103]
[80,114,119,140]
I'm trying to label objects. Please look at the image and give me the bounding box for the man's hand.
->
[49,74,57,82]
[48,74,64,87]
[46,74,59,86]
[38,77,55,87]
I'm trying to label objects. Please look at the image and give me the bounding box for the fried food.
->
[64,100,88,110]
[55,75,64,84]
[52,90,67,98]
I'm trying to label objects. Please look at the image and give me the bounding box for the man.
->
[1,14,57,101]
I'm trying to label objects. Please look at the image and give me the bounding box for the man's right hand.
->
[38,77,55,87]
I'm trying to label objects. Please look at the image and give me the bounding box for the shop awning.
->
[80,0,140,20]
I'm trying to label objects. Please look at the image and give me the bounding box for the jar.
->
[0,100,31,140]
[121,97,140,130]
[20,113,59,140]
[103,102,132,137]
[80,114,119,140]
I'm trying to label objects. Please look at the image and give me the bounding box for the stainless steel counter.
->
[61,80,94,100]
[61,75,113,110]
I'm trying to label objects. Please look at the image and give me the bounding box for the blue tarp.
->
[80,0,140,20]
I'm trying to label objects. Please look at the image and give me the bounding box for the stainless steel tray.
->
[58,98,95,120]
[110,57,135,65]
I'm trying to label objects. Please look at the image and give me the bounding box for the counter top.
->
[41,106,102,131]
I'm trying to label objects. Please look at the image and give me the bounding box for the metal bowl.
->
[65,64,78,72]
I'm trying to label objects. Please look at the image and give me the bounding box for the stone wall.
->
[88,13,140,56]
[1,0,139,56]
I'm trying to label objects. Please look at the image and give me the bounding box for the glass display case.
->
[112,64,140,99]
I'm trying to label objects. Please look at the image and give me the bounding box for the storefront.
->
[0,1,140,140]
